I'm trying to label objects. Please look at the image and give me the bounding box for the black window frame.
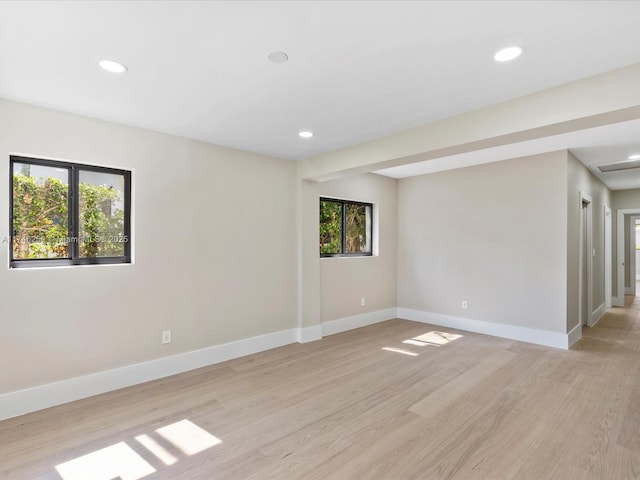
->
[319,197,373,258]
[9,155,132,268]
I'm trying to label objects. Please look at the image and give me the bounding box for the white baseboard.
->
[612,296,622,307]
[322,308,397,336]
[297,325,323,343]
[625,287,634,295]
[0,328,297,421]
[0,308,399,421]
[590,303,606,327]
[567,323,582,348]
[0,305,589,420]
[397,308,570,350]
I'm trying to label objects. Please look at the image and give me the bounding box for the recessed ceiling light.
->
[629,154,640,160]
[267,51,289,64]
[298,131,313,138]
[494,46,523,62]
[98,59,128,74]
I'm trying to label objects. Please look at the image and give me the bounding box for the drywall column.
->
[297,177,322,341]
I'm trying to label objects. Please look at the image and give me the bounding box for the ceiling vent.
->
[598,160,640,173]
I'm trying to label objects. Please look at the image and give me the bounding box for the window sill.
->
[9,262,134,271]
[320,254,377,260]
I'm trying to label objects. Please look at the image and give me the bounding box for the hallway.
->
[547,298,640,478]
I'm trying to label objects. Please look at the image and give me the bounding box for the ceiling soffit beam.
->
[299,63,640,183]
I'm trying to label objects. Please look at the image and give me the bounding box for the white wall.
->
[566,151,612,330]
[319,174,397,323]
[397,151,568,337]
[0,99,297,395]
[2,95,623,417]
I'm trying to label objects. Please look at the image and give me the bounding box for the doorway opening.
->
[615,209,640,306]
[626,215,640,297]
[635,219,640,288]
[579,194,593,327]
[605,206,612,308]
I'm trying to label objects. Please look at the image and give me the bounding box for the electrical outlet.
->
[361,297,366,307]
[461,300,468,310]
[162,330,172,344]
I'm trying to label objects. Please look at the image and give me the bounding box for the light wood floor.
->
[3,302,640,480]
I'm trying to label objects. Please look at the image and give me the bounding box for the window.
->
[319,197,372,257]
[10,155,131,268]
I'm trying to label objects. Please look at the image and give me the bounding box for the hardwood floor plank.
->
[408,348,517,419]
[3,304,640,479]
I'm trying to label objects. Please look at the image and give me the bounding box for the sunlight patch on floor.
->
[382,347,419,356]
[383,331,464,356]
[55,442,155,480]
[156,419,222,456]
[412,331,463,346]
[55,419,222,480]
[135,434,177,465]
[402,339,430,347]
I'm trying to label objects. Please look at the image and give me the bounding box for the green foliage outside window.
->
[320,200,343,254]
[320,198,371,256]
[12,173,125,259]
[12,173,69,259]
[79,182,124,257]
[345,203,368,253]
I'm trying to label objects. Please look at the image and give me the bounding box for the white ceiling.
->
[1,1,640,186]
[375,119,640,190]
